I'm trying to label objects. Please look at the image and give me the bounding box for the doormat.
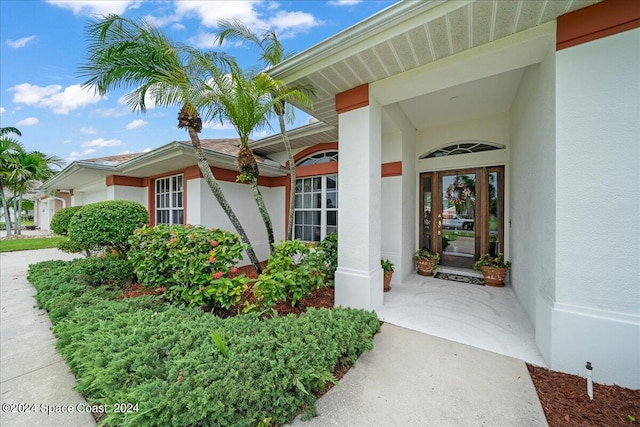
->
[434,272,485,286]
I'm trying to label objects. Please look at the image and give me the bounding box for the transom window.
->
[294,175,337,242]
[420,141,505,159]
[155,174,184,225]
[295,151,338,166]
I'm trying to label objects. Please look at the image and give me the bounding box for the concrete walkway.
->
[291,323,548,426]
[0,249,95,427]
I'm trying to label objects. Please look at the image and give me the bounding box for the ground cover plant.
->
[28,255,379,426]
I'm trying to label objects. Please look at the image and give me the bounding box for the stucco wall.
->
[416,113,510,173]
[187,178,285,264]
[72,182,108,206]
[509,47,557,326]
[107,185,148,208]
[553,28,640,388]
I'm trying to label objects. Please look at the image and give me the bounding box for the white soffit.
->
[269,0,601,127]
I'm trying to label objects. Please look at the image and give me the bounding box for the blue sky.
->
[0,0,394,167]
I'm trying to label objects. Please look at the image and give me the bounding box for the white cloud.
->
[125,119,147,130]
[117,92,156,110]
[45,0,141,16]
[267,11,319,38]
[10,83,103,114]
[142,147,152,153]
[174,1,261,28]
[6,35,37,48]
[93,107,129,118]
[81,138,124,148]
[15,117,39,126]
[187,32,221,49]
[68,148,97,162]
[202,120,234,131]
[80,127,97,135]
[0,107,5,114]
[328,0,363,5]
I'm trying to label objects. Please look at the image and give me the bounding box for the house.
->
[41,0,639,389]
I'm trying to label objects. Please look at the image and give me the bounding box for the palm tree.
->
[8,150,64,235]
[198,58,283,254]
[0,127,24,236]
[217,20,315,240]
[79,15,264,272]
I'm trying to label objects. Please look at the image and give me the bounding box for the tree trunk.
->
[278,112,296,241]
[186,126,263,274]
[0,189,12,237]
[249,180,274,254]
[15,194,23,235]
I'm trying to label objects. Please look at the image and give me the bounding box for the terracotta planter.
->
[481,266,508,287]
[415,258,436,276]
[383,270,393,292]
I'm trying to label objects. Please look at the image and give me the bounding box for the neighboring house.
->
[40,0,639,389]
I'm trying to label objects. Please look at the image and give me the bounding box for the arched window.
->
[295,151,338,166]
[420,141,505,159]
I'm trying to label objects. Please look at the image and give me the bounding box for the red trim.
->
[296,162,339,178]
[382,161,402,177]
[557,0,640,50]
[106,175,145,187]
[335,84,369,114]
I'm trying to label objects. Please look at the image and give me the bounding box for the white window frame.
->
[294,174,338,242]
[155,174,184,225]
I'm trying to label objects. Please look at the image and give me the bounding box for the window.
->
[420,141,504,159]
[155,174,184,225]
[295,151,338,166]
[294,174,337,242]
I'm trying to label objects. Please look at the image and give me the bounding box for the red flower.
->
[210,240,219,247]
[230,267,238,274]
[111,249,118,255]
[160,286,166,293]
[209,256,216,263]
[212,271,223,279]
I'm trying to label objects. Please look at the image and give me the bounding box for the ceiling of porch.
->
[269,0,600,129]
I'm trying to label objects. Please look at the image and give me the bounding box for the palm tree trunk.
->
[15,194,23,235]
[0,189,12,237]
[186,126,263,274]
[278,112,296,241]
[249,180,274,254]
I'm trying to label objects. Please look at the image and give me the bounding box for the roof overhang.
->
[267,0,601,127]
[41,141,288,191]
[251,120,338,156]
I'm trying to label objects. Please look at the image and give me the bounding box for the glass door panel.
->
[440,173,477,268]
[420,174,433,252]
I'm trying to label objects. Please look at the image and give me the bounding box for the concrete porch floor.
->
[376,270,548,367]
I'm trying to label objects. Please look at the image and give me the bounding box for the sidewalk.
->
[290,323,548,426]
[0,249,95,427]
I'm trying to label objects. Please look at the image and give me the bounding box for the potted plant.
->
[473,253,512,287]
[414,249,440,276]
[381,259,394,292]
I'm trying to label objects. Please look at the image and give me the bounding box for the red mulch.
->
[118,273,639,425]
[527,364,640,426]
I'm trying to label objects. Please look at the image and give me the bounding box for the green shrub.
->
[128,225,248,309]
[75,255,135,288]
[67,200,148,256]
[28,259,380,427]
[251,240,327,311]
[50,205,84,236]
[318,232,338,280]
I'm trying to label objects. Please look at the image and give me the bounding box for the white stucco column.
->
[334,96,383,310]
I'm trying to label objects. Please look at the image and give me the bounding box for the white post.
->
[334,97,383,310]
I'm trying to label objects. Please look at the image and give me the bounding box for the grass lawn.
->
[0,236,67,252]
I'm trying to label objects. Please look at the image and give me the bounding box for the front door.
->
[419,167,504,269]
